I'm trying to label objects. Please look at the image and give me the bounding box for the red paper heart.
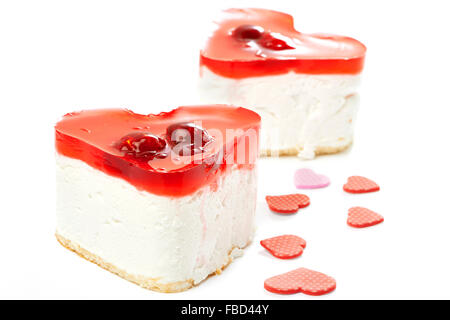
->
[264,267,336,296]
[347,207,384,228]
[260,235,306,259]
[265,194,310,214]
[343,176,380,194]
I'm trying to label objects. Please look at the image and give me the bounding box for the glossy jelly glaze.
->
[200,8,366,79]
[55,106,260,197]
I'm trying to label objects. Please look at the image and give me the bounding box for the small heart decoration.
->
[294,168,330,189]
[347,206,384,228]
[264,267,336,296]
[260,235,307,259]
[265,194,310,214]
[343,176,380,194]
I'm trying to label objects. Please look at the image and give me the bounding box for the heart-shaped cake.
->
[199,8,366,159]
[55,106,260,292]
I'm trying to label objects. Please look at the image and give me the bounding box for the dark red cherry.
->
[232,25,264,41]
[258,33,294,51]
[116,132,168,160]
[166,122,213,156]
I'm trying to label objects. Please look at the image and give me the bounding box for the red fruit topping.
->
[347,207,384,228]
[264,267,336,296]
[260,235,306,259]
[258,33,294,51]
[55,107,261,197]
[166,122,213,156]
[116,132,168,160]
[232,25,264,41]
[201,8,366,78]
[343,176,380,194]
[265,194,310,214]
[232,24,294,51]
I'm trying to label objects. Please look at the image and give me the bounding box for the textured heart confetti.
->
[343,176,380,194]
[347,206,384,228]
[294,168,330,189]
[265,194,310,214]
[260,235,307,259]
[264,267,336,295]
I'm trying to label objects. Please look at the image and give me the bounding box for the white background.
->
[1,0,450,299]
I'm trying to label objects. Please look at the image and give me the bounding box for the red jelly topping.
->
[55,106,260,197]
[200,8,366,79]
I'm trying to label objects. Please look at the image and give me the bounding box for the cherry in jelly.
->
[232,24,293,51]
[166,122,213,156]
[232,25,264,41]
[258,33,294,51]
[117,132,168,160]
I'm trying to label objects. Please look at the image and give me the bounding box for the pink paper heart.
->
[294,168,330,189]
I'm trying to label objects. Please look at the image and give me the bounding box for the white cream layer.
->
[199,67,361,159]
[56,154,257,286]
